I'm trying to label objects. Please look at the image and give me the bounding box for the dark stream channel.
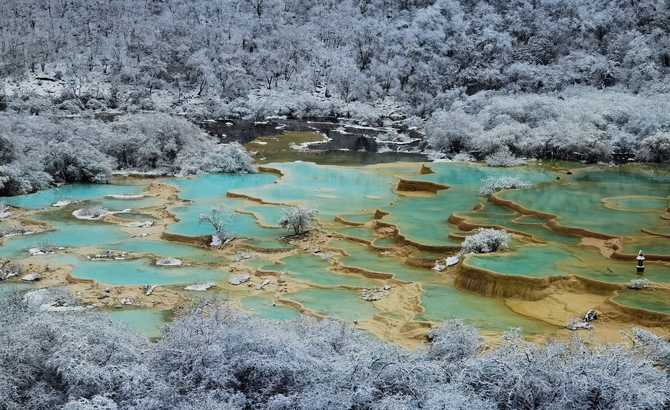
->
[201,118,425,154]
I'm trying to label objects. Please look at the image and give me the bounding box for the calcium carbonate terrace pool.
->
[2,160,670,341]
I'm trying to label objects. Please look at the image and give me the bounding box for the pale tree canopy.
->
[278,205,318,235]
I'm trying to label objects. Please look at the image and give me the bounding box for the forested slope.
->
[2,0,670,194]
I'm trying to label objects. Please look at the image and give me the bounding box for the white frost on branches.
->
[461,228,513,254]
[478,176,532,196]
[279,205,318,235]
[484,147,526,167]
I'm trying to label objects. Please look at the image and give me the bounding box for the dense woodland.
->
[2,288,670,410]
[1,0,670,172]
[0,113,255,196]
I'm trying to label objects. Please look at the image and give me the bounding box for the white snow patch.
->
[22,273,42,281]
[229,275,251,285]
[52,199,78,207]
[257,279,270,290]
[156,257,182,266]
[124,221,153,228]
[433,255,461,272]
[41,303,91,312]
[2,230,34,238]
[446,256,460,266]
[29,248,53,256]
[73,208,131,220]
[185,282,217,291]
[211,235,223,247]
[106,194,146,199]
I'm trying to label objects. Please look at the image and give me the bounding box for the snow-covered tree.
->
[198,207,236,245]
[484,146,526,167]
[462,228,513,254]
[478,176,531,196]
[278,205,318,235]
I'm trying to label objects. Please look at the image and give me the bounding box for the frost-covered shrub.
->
[462,228,512,254]
[62,395,120,410]
[426,110,482,153]
[478,176,531,196]
[1,288,670,409]
[279,205,319,235]
[199,142,256,174]
[34,241,55,254]
[0,227,29,238]
[0,162,53,196]
[628,278,649,289]
[43,141,113,184]
[1,262,24,279]
[484,146,526,167]
[428,319,483,362]
[452,152,476,162]
[77,206,107,219]
[638,132,670,163]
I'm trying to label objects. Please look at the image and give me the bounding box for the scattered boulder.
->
[21,273,42,281]
[236,252,255,262]
[185,283,217,291]
[257,279,270,290]
[229,275,251,285]
[584,310,598,322]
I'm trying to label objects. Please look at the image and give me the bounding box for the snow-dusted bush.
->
[156,257,182,266]
[43,141,113,184]
[426,110,482,153]
[0,162,53,196]
[279,205,319,235]
[462,228,513,254]
[34,241,55,254]
[628,278,650,290]
[452,152,476,162]
[428,319,484,362]
[76,206,108,219]
[478,176,532,196]
[0,227,30,238]
[484,146,526,167]
[1,262,24,279]
[638,132,670,163]
[199,142,256,174]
